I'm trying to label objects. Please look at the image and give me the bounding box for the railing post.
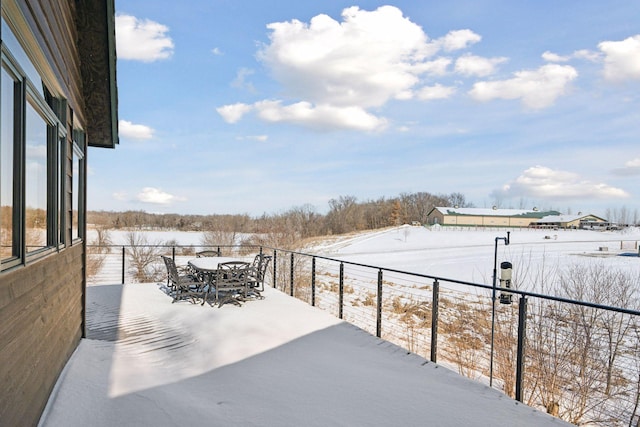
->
[172,246,175,261]
[272,250,277,289]
[376,269,383,338]
[515,296,528,402]
[431,279,439,363]
[339,262,344,319]
[311,256,316,307]
[290,253,294,297]
[121,246,125,284]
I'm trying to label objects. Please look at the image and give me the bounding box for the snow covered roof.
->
[537,214,606,223]
[431,207,561,219]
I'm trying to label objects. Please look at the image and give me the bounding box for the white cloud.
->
[217,103,254,123]
[573,49,601,62]
[437,29,481,52]
[211,47,223,55]
[468,64,578,109]
[454,54,507,77]
[543,49,601,63]
[137,187,184,205]
[417,84,456,100]
[599,34,640,82]
[119,120,154,140]
[258,6,431,109]
[115,14,174,62]
[254,100,387,131]
[219,5,468,130]
[231,68,256,92]
[612,157,640,176]
[542,51,570,62]
[112,192,128,201]
[415,57,452,76]
[495,166,630,200]
[26,144,47,159]
[236,135,269,142]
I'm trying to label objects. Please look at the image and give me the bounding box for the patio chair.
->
[161,255,173,289]
[248,254,272,295]
[196,250,220,257]
[160,255,190,290]
[213,261,251,308]
[161,255,206,304]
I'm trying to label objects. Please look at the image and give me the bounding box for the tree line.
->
[87,191,472,239]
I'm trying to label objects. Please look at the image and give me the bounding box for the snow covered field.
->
[92,225,640,298]
[311,225,640,290]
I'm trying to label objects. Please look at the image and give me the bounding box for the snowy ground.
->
[310,225,640,295]
[40,282,570,426]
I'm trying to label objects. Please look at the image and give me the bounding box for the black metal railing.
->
[87,243,640,427]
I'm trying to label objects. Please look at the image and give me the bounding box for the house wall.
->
[0,245,84,427]
[7,0,85,117]
[0,1,89,425]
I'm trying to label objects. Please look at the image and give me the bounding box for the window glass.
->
[59,134,65,245]
[1,67,15,260]
[1,19,45,98]
[72,147,81,240]
[25,101,49,252]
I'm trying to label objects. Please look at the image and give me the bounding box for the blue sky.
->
[90,0,640,218]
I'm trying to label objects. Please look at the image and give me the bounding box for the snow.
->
[41,226,639,426]
[40,283,569,426]
[431,206,548,217]
[312,225,640,293]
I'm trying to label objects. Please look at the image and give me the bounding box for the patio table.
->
[188,257,249,305]
[188,256,245,273]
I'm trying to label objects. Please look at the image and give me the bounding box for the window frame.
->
[71,132,85,243]
[0,20,74,270]
[23,87,56,256]
[0,54,24,269]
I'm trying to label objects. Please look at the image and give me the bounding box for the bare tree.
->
[86,228,112,281]
[126,231,163,283]
[201,230,236,254]
[522,262,639,425]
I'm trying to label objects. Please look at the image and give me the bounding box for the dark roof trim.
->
[76,0,119,148]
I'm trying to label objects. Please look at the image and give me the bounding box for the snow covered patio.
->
[39,282,569,426]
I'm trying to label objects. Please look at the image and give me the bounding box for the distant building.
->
[427,207,608,229]
[427,207,561,227]
[534,214,608,229]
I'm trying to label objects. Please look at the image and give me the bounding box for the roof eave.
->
[77,0,119,149]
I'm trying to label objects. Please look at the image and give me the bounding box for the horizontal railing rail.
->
[87,242,640,427]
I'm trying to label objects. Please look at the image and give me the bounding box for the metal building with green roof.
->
[426,207,564,227]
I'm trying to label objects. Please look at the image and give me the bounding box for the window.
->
[58,134,65,246]
[71,134,85,241]
[0,66,17,261]
[1,16,79,269]
[24,99,50,253]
